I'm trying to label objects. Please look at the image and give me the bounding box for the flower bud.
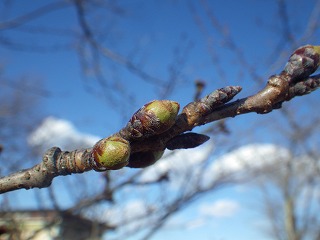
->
[283,45,320,82]
[122,100,180,139]
[127,150,165,168]
[92,136,130,170]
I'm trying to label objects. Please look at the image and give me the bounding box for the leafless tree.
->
[244,102,320,240]
[233,1,320,239]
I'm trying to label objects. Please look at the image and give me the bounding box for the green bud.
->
[314,46,320,55]
[92,136,130,170]
[121,100,180,139]
[144,100,179,128]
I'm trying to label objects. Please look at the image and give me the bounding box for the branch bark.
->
[0,45,319,194]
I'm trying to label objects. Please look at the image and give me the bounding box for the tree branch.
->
[0,45,319,194]
[0,1,69,30]
[73,0,165,85]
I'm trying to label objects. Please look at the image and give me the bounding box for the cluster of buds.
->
[94,44,320,170]
[92,100,180,169]
[91,46,320,171]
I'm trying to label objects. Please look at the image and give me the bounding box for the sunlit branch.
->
[0,44,319,194]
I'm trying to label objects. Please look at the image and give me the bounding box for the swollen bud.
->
[283,45,320,82]
[121,100,180,139]
[92,136,131,170]
[127,150,165,168]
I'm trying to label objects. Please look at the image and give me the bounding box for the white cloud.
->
[139,143,291,191]
[211,143,289,174]
[200,143,290,186]
[199,199,240,218]
[28,116,100,152]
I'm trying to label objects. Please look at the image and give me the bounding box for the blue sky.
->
[1,0,320,239]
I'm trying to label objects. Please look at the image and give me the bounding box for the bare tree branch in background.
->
[247,100,320,240]
[74,0,165,85]
[0,1,68,30]
[233,2,320,239]
[0,76,43,175]
[253,146,320,240]
[0,0,190,111]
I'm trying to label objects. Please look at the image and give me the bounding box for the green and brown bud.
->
[92,136,131,170]
[283,45,320,82]
[121,100,180,139]
[127,150,165,168]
